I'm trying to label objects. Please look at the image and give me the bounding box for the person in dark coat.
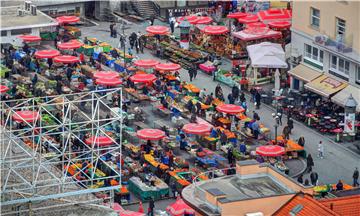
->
[240,92,246,103]
[297,174,303,184]
[306,154,314,173]
[215,84,222,99]
[227,147,234,164]
[31,73,38,86]
[232,85,239,102]
[298,136,305,147]
[282,125,290,140]
[310,171,319,186]
[353,167,359,187]
[220,130,227,146]
[148,198,155,216]
[110,23,115,37]
[336,180,343,191]
[253,111,260,121]
[255,91,261,109]
[188,67,194,81]
[287,118,294,133]
[170,20,175,34]
[149,15,155,26]
[228,93,235,104]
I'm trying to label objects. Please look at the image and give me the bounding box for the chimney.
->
[31,5,37,15]
[25,1,31,11]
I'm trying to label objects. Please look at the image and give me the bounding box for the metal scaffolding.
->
[1,88,123,214]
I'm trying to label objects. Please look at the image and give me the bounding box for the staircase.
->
[131,0,158,19]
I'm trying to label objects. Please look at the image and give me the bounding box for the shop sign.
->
[320,77,342,89]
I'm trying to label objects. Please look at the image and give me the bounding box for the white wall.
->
[1,27,40,45]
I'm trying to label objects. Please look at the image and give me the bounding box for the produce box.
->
[99,42,111,52]
[83,45,95,56]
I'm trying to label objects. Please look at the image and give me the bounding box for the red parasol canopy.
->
[34,49,60,59]
[96,77,123,86]
[257,9,292,22]
[268,21,292,29]
[93,71,119,79]
[196,16,213,24]
[146,26,170,35]
[256,145,285,157]
[182,123,212,135]
[237,14,259,24]
[166,197,195,216]
[133,59,160,68]
[227,12,247,19]
[332,128,343,133]
[138,202,144,213]
[17,35,41,42]
[177,16,200,24]
[119,211,145,216]
[216,104,245,114]
[232,27,282,41]
[155,63,181,71]
[57,40,84,50]
[53,55,80,64]
[136,129,166,140]
[247,22,267,28]
[0,85,9,93]
[12,111,40,123]
[201,25,229,35]
[129,74,157,83]
[85,136,114,147]
[56,16,80,24]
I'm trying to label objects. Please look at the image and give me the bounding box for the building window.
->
[304,44,323,64]
[1,30,7,37]
[75,7,80,14]
[336,17,346,40]
[357,66,360,83]
[310,7,320,28]
[330,54,350,77]
[11,28,32,36]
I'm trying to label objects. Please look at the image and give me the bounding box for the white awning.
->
[246,42,287,68]
[332,85,360,112]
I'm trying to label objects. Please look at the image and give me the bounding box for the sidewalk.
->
[80,21,360,186]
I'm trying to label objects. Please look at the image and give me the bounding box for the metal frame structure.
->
[1,88,123,214]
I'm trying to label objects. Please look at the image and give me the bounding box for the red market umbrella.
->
[196,16,213,24]
[202,25,228,35]
[129,74,157,83]
[256,145,285,157]
[0,85,9,93]
[257,8,292,22]
[96,77,123,86]
[136,128,165,140]
[146,25,170,35]
[12,111,40,123]
[216,104,245,114]
[53,55,80,64]
[268,21,291,29]
[247,22,267,28]
[166,197,195,216]
[232,27,282,41]
[182,123,212,135]
[133,59,160,68]
[155,63,181,71]
[34,49,60,59]
[120,211,145,216]
[17,35,41,42]
[93,71,119,79]
[85,136,114,147]
[56,15,80,24]
[237,14,259,24]
[177,16,200,24]
[57,40,84,50]
[227,12,247,19]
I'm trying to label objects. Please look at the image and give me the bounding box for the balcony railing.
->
[314,34,353,54]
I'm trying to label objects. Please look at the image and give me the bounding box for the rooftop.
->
[273,193,339,216]
[1,6,57,30]
[319,195,360,216]
[199,174,293,203]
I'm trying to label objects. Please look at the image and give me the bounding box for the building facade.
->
[289,1,360,103]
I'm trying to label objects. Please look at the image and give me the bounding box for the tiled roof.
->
[273,193,339,216]
[319,195,360,216]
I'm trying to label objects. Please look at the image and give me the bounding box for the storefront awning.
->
[304,75,348,98]
[332,85,360,112]
[288,64,322,83]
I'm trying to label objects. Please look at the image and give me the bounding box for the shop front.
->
[331,85,360,113]
[288,63,322,91]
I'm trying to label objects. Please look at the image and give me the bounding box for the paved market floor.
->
[79,19,360,211]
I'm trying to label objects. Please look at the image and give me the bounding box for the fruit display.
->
[144,154,169,170]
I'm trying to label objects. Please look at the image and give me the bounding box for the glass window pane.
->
[320,50,323,62]
[345,61,350,74]
[331,56,337,69]
[312,47,318,59]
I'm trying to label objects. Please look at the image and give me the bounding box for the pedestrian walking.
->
[282,125,290,140]
[240,92,246,103]
[188,67,194,81]
[193,65,198,79]
[298,136,305,147]
[318,141,324,159]
[228,93,235,104]
[149,15,155,26]
[310,171,318,186]
[287,118,294,134]
[135,39,139,54]
[119,34,126,49]
[170,20,175,34]
[139,36,145,53]
[148,198,155,216]
[232,84,239,102]
[227,147,234,164]
[353,167,359,187]
[110,23,115,37]
[255,91,261,109]
[253,111,260,121]
[306,154,314,173]
[297,174,303,184]
[277,106,283,126]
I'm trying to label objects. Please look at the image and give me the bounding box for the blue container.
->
[92,52,100,60]
[114,62,125,72]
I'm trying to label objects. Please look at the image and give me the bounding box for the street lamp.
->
[272,112,281,144]
[121,23,127,71]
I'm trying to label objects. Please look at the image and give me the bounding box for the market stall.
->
[257,8,292,24]
[166,197,195,216]
[128,174,169,201]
